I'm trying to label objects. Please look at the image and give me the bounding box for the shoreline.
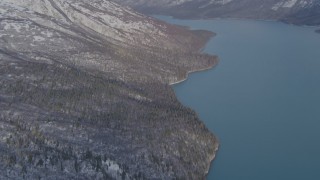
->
[204,141,219,178]
[169,59,218,86]
[169,59,220,178]
[167,21,220,178]
[169,59,219,178]
[169,27,219,86]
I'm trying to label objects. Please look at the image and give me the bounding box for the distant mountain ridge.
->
[113,0,320,25]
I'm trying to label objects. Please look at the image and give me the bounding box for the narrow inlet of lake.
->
[155,16,320,180]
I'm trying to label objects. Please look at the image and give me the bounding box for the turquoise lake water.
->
[155,16,320,180]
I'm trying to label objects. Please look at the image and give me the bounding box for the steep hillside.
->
[0,0,218,179]
[114,0,320,25]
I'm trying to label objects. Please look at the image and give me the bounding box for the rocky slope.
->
[0,0,218,179]
[113,0,320,25]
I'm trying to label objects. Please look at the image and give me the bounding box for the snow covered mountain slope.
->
[113,0,320,25]
[0,0,218,179]
[0,0,215,83]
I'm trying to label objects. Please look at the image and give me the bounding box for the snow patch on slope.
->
[283,0,298,8]
[272,0,299,10]
[199,0,233,8]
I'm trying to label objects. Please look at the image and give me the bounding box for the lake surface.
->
[156,16,320,180]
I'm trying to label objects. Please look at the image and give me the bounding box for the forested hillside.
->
[0,0,218,179]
